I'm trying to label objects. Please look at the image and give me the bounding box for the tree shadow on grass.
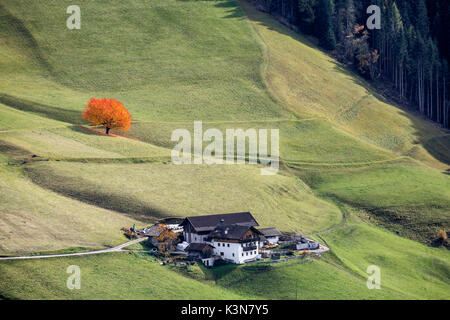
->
[68,125,105,136]
[423,135,450,166]
[0,140,33,159]
[0,94,83,125]
[177,0,245,19]
[23,164,171,223]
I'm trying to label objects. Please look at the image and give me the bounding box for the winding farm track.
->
[0,237,147,261]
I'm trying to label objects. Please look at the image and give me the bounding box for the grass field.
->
[2,221,448,300]
[316,209,450,300]
[0,0,448,300]
[23,161,342,234]
[0,0,290,122]
[205,257,405,299]
[240,1,450,170]
[0,126,171,159]
[0,103,67,131]
[291,159,450,242]
[124,119,394,164]
[0,252,399,300]
[0,252,247,299]
[214,214,450,300]
[0,156,140,254]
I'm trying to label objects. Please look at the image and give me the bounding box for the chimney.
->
[220,219,224,224]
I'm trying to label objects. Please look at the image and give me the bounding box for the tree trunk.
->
[106,127,111,135]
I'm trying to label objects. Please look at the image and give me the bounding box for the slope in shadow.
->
[0,140,33,158]
[240,1,449,168]
[0,94,83,125]
[178,0,246,19]
[0,3,52,74]
[23,165,169,222]
[423,135,450,166]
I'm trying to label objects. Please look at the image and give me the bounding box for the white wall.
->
[267,236,279,245]
[184,230,261,265]
[201,257,215,267]
[212,240,259,264]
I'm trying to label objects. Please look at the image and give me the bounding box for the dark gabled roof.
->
[181,212,259,232]
[159,217,184,225]
[258,228,282,237]
[208,224,262,241]
[186,243,215,252]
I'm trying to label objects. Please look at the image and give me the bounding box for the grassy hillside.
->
[240,1,450,170]
[0,0,448,300]
[2,222,448,300]
[0,252,247,299]
[0,252,399,300]
[239,1,450,243]
[0,126,170,160]
[0,155,140,255]
[214,213,450,300]
[316,209,450,300]
[124,119,394,164]
[0,103,67,131]
[290,158,450,242]
[0,0,290,122]
[23,161,342,234]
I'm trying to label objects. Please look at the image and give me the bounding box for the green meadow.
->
[291,159,450,242]
[0,0,448,299]
[0,253,246,300]
[23,161,342,234]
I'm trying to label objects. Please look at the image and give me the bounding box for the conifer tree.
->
[315,0,336,50]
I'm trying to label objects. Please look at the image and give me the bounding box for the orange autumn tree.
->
[82,98,132,134]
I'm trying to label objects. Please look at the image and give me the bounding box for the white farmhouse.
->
[180,212,278,266]
[208,223,263,264]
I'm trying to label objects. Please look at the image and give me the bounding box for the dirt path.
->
[0,238,147,261]
[305,209,348,237]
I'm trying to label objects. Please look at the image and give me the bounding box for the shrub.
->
[437,229,447,241]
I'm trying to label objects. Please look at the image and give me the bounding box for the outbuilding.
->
[258,227,282,245]
[185,243,216,266]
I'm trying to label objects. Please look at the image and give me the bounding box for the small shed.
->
[186,243,215,266]
[258,228,282,245]
[295,237,320,250]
